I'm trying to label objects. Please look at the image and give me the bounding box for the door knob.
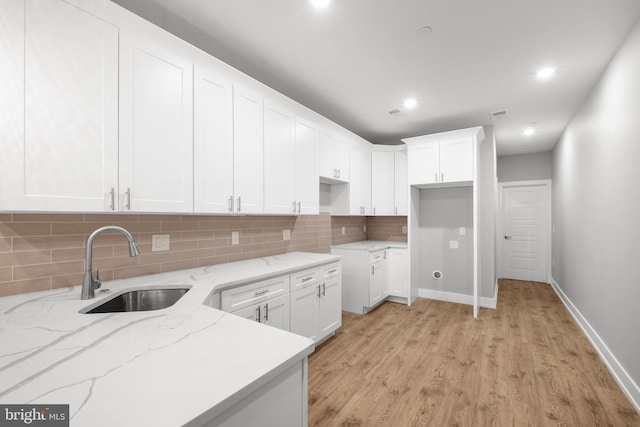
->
[504,235,512,240]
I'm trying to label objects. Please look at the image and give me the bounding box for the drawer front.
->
[221,275,290,312]
[320,262,341,280]
[369,250,386,264]
[290,266,320,291]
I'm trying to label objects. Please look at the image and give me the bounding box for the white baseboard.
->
[550,277,640,414]
[418,284,497,310]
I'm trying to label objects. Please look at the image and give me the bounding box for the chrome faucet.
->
[81,226,140,300]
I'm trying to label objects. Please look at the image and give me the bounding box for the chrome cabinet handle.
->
[371,265,375,275]
[255,289,270,297]
[504,235,513,240]
[322,283,326,296]
[374,207,376,215]
[229,196,233,213]
[292,201,297,213]
[237,196,241,213]
[317,284,321,298]
[441,172,444,182]
[264,303,269,321]
[338,169,341,178]
[328,269,337,274]
[125,188,131,210]
[256,306,261,322]
[435,173,438,182]
[297,201,301,214]
[333,168,337,178]
[109,188,115,211]
[302,277,314,282]
[395,207,398,215]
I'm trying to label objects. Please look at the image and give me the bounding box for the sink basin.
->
[84,287,190,314]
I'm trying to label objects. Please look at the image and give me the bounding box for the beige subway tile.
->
[0,267,12,282]
[139,214,179,222]
[161,259,197,273]
[139,251,179,265]
[113,243,150,257]
[13,235,85,251]
[51,273,83,289]
[241,242,264,253]
[52,246,112,263]
[0,222,51,238]
[181,230,215,241]
[197,255,229,267]
[13,213,85,223]
[114,264,162,280]
[0,278,51,297]
[52,223,104,236]
[214,246,242,256]
[137,231,181,243]
[162,221,198,232]
[166,240,199,251]
[13,261,83,281]
[0,214,13,222]
[198,238,229,249]
[0,237,11,252]
[84,213,124,223]
[111,221,162,233]
[93,255,139,270]
[0,250,50,267]
[180,248,215,260]
[227,252,257,263]
[213,229,235,239]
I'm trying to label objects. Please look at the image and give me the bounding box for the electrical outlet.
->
[342,226,345,235]
[402,226,407,234]
[231,231,239,245]
[283,229,291,241]
[449,240,459,249]
[459,227,466,236]
[151,234,170,252]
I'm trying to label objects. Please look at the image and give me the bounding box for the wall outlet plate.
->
[459,227,466,236]
[449,240,459,249]
[151,234,170,252]
[283,229,291,241]
[231,231,239,245]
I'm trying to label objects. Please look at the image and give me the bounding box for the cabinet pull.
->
[333,168,337,178]
[256,306,261,322]
[125,188,131,210]
[441,172,444,182]
[264,303,269,321]
[228,196,233,213]
[435,173,438,182]
[254,289,270,297]
[384,251,387,260]
[328,269,337,274]
[373,207,376,215]
[109,187,115,211]
[371,265,375,275]
[292,201,297,213]
[395,206,398,215]
[322,283,326,296]
[302,277,314,282]
[237,196,241,213]
[317,284,321,298]
[297,201,301,214]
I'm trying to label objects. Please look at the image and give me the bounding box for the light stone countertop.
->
[331,240,408,252]
[0,252,340,426]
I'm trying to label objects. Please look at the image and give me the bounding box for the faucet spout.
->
[81,226,140,300]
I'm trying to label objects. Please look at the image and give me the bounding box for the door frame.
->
[497,179,552,283]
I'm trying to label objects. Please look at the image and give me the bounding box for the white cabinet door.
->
[369,262,384,306]
[440,137,473,183]
[334,137,350,182]
[231,303,261,322]
[233,85,264,214]
[371,151,395,216]
[193,65,234,214]
[349,140,372,215]
[264,100,296,214]
[394,151,408,215]
[0,0,118,211]
[119,32,193,213]
[408,142,439,185]
[295,117,319,215]
[387,248,408,298]
[318,276,341,338]
[262,293,291,331]
[319,130,336,180]
[290,284,320,342]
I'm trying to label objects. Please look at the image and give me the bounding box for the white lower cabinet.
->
[221,261,342,340]
[290,263,342,343]
[387,248,409,298]
[369,250,387,307]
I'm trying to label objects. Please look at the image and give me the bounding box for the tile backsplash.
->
[0,212,407,297]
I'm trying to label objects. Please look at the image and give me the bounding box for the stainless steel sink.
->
[83,287,190,314]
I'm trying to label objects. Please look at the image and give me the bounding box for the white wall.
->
[497,152,552,182]
[552,20,640,407]
[479,126,497,299]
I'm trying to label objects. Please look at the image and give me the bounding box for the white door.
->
[193,64,234,214]
[233,85,264,214]
[290,285,319,341]
[334,137,350,181]
[387,248,408,298]
[264,100,296,214]
[232,304,261,323]
[262,294,290,331]
[501,183,549,282]
[0,0,118,212]
[371,151,395,216]
[318,276,341,338]
[319,130,335,180]
[294,117,319,214]
[408,142,439,185]
[119,32,194,213]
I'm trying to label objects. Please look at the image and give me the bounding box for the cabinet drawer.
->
[221,275,290,312]
[290,266,320,291]
[319,262,341,280]
[369,250,386,264]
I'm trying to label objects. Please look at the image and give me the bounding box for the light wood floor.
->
[308,279,640,426]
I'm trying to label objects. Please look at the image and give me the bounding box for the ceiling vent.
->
[491,110,507,120]
[388,108,402,116]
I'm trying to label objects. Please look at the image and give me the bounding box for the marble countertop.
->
[0,252,340,426]
[331,240,408,252]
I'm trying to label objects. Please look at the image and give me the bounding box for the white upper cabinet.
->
[0,0,118,211]
[349,140,372,215]
[371,151,395,216]
[294,117,319,215]
[119,32,194,213]
[394,151,408,215]
[404,128,481,187]
[319,130,350,183]
[264,100,296,214]
[233,85,264,214]
[193,64,234,214]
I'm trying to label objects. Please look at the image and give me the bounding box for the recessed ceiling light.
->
[536,67,555,79]
[523,128,535,136]
[310,0,330,9]
[416,26,433,37]
[403,98,417,109]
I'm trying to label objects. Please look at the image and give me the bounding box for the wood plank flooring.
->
[308,279,640,426]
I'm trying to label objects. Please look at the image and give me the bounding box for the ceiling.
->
[112,0,640,156]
